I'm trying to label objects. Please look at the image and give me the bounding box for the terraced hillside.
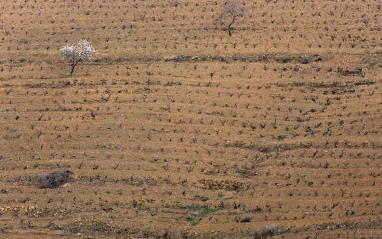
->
[0,0,382,238]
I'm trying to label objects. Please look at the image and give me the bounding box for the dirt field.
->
[0,0,382,238]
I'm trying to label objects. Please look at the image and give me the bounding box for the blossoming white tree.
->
[61,39,95,75]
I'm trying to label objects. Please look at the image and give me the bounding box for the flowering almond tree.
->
[61,39,95,75]
[220,0,245,36]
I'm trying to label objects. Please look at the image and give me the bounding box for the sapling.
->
[60,39,95,75]
[219,0,245,36]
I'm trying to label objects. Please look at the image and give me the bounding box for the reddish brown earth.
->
[0,0,382,238]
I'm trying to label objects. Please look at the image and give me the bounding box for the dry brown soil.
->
[0,0,382,238]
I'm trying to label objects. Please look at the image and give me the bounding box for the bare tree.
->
[61,39,95,75]
[219,0,244,36]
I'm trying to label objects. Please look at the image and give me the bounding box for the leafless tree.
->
[219,0,244,36]
[61,39,95,75]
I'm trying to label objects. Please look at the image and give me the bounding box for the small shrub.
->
[172,54,191,62]
[38,170,74,189]
[187,215,198,226]
[63,220,117,236]
[254,225,281,238]
[240,216,252,223]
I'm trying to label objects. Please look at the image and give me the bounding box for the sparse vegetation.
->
[254,225,281,238]
[0,0,381,238]
[38,170,74,189]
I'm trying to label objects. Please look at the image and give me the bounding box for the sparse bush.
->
[172,54,191,62]
[63,220,117,236]
[38,170,74,189]
[240,216,252,223]
[61,39,95,75]
[254,225,281,238]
